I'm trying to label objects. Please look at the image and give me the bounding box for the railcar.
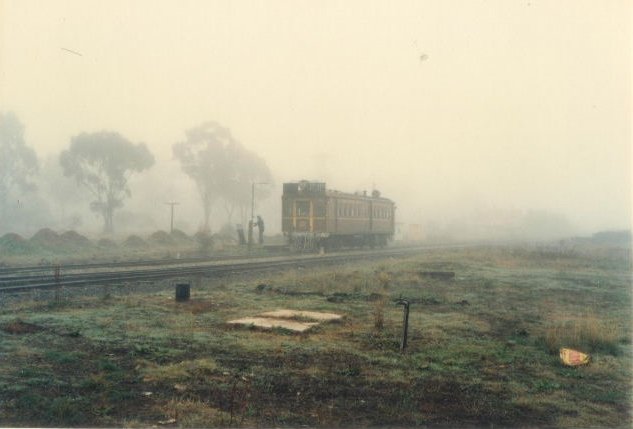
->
[282,180,395,251]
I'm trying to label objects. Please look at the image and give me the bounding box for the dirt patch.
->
[255,284,324,297]
[2,319,44,335]
[170,299,218,314]
[326,292,384,303]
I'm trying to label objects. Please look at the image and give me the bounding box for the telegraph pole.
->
[165,201,179,233]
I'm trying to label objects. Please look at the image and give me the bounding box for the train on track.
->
[282,180,395,251]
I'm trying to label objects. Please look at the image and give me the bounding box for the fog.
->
[0,0,630,240]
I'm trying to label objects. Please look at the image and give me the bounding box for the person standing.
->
[256,215,265,244]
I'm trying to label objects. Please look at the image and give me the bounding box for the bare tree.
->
[60,131,154,233]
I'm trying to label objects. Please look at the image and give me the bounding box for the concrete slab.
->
[227,317,318,333]
[258,309,343,322]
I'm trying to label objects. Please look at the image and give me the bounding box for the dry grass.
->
[138,358,217,383]
[376,271,391,289]
[1,244,630,428]
[164,399,231,428]
[543,314,623,355]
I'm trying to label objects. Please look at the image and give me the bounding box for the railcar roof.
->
[325,189,393,203]
[283,181,394,203]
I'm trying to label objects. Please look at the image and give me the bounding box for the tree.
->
[60,131,154,233]
[173,122,234,231]
[0,112,38,224]
[39,154,89,229]
[221,143,272,226]
[173,122,272,232]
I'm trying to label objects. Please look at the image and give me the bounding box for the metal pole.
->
[251,182,255,223]
[396,299,410,352]
[53,264,62,304]
[165,202,179,233]
[170,204,174,233]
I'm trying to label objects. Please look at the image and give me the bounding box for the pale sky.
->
[1,0,631,233]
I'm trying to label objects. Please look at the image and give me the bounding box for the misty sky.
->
[1,0,630,234]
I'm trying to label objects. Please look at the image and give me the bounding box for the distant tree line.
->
[0,111,272,235]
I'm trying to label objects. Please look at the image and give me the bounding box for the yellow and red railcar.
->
[282,180,395,251]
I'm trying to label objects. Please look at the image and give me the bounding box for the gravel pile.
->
[0,233,32,254]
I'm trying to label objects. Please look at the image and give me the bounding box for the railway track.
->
[0,244,471,294]
[0,245,290,276]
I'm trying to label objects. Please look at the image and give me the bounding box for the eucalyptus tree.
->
[60,131,154,233]
[173,122,272,232]
[0,112,38,225]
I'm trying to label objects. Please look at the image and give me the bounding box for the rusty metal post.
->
[53,264,62,303]
[396,299,410,352]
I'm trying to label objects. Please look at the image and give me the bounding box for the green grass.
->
[0,244,630,427]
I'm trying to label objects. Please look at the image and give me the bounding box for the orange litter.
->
[559,348,590,366]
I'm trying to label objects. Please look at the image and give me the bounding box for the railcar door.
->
[294,200,311,232]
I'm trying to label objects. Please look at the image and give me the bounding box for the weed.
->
[372,296,386,330]
[376,271,391,289]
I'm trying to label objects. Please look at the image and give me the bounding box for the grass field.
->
[0,245,631,427]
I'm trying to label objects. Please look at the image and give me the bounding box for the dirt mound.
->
[170,229,192,242]
[30,228,63,249]
[97,238,118,248]
[124,235,147,248]
[194,231,214,253]
[0,233,32,254]
[60,230,93,249]
[148,230,175,245]
[2,319,44,335]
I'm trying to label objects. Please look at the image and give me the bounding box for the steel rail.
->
[0,244,475,294]
[0,246,289,277]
